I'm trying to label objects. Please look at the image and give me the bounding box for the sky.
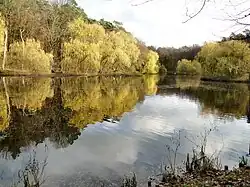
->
[77,0,249,48]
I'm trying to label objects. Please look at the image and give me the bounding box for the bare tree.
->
[129,0,250,26]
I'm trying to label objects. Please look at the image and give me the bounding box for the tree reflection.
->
[62,75,159,128]
[0,77,80,159]
[13,149,48,187]
[159,76,250,120]
[0,75,159,159]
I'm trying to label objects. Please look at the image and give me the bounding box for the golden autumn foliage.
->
[177,59,201,75]
[142,50,160,74]
[7,39,53,73]
[0,14,4,58]
[62,18,159,74]
[197,41,250,78]
[62,40,101,73]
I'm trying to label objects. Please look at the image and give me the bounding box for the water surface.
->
[0,75,249,186]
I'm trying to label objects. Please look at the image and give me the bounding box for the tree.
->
[177,59,201,75]
[156,45,201,73]
[131,0,250,26]
[7,39,53,73]
[62,18,104,74]
[142,50,159,74]
[62,40,101,74]
[197,40,250,78]
[62,17,144,74]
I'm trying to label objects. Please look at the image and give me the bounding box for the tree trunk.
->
[2,28,8,70]
[20,29,25,71]
[2,77,10,119]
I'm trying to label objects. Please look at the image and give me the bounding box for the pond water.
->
[0,75,249,186]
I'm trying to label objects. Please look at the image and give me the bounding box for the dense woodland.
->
[0,0,159,74]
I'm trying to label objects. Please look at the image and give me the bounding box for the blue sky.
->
[78,0,249,47]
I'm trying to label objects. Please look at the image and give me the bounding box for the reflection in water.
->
[13,149,48,187]
[0,75,250,186]
[159,76,250,120]
[0,76,159,159]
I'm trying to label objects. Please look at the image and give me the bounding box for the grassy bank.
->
[160,166,250,186]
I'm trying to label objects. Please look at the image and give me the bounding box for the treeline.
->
[221,29,250,43]
[155,30,250,79]
[150,45,201,73]
[0,0,159,74]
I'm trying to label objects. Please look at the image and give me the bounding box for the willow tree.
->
[142,50,159,74]
[100,30,140,73]
[176,59,201,75]
[62,18,105,74]
[7,39,53,73]
[197,40,250,78]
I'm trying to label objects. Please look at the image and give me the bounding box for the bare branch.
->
[183,0,207,23]
[130,0,156,6]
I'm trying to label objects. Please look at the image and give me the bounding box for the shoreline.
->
[200,77,250,84]
[1,71,250,84]
[166,73,250,84]
[0,71,145,78]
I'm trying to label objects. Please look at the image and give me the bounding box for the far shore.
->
[1,70,250,84]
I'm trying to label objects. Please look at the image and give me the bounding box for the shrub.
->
[177,59,201,75]
[7,39,52,73]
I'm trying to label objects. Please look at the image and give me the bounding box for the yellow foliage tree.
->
[62,40,101,74]
[68,18,105,44]
[197,40,250,78]
[177,59,201,75]
[63,17,142,74]
[100,30,140,73]
[62,18,105,74]
[0,14,4,59]
[142,50,159,74]
[7,39,52,73]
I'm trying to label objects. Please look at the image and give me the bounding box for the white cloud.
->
[78,0,249,47]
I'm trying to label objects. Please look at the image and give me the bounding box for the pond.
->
[0,75,249,186]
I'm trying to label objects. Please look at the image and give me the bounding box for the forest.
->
[0,0,159,74]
